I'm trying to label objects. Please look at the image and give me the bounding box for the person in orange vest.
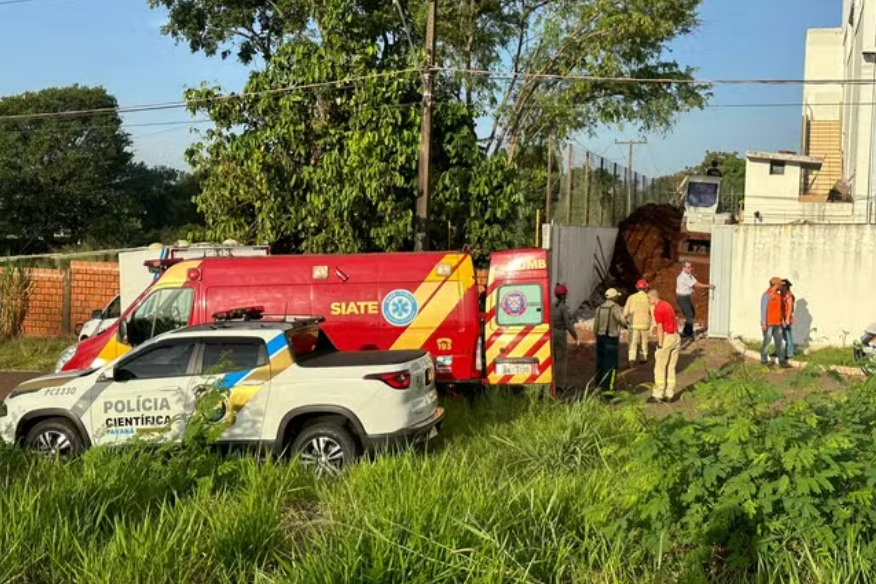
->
[781,279,796,360]
[760,277,789,368]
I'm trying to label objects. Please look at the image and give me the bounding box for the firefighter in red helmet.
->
[552,283,578,390]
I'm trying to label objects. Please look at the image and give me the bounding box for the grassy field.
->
[0,337,72,371]
[1,365,876,583]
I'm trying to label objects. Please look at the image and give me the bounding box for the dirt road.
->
[0,372,41,400]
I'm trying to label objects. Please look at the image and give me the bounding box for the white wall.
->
[804,28,843,121]
[840,0,876,213]
[544,224,618,313]
[722,224,876,346]
[745,159,803,200]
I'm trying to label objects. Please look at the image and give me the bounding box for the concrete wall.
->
[742,158,865,223]
[840,0,876,213]
[745,158,803,201]
[720,224,876,346]
[804,28,844,121]
[544,224,618,313]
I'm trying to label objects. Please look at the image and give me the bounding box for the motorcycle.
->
[853,323,876,376]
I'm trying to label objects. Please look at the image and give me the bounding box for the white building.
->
[742,0,876,224]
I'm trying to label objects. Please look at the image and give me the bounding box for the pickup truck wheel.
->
[24,418,85,457]
[291,422,356,477]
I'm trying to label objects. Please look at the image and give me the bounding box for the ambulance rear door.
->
[483,249,553,385]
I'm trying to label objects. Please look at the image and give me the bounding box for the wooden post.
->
[545,139,553,224]
[565,143,573,223]
[535,209,541,247]
[583,151,591,226]
[60,261,72,336]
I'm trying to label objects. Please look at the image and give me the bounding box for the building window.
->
[770,161,786,176]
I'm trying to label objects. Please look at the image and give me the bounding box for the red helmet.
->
[636,279,649,290]
[554,283,569,296]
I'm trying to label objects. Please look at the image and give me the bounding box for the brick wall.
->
[13,262,120,338]
[22,268,65,338]
[70,262,120,331]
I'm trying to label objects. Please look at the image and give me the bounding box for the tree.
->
[0,86,133,250]
[151,0,707,252]
[123,163,203,240]
[185,5,525,256]
[151,0,707,155]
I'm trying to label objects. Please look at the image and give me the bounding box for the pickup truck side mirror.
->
[91,309,104,320]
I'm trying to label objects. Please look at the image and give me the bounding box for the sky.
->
[0,0,844,177]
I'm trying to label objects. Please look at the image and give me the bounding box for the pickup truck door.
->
[88,340,198,445]
[188,338,273,443]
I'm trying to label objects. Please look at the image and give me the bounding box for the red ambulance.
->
[57,249,554,386]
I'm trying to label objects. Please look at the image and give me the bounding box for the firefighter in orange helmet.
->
[552,283,578,390]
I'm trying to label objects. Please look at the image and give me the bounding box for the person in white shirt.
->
[675,261,714,342]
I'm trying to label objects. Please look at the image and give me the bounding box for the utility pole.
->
[616,139,647,216]
[414,0,437,251]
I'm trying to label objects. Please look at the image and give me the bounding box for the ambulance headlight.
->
[55,345,77,373]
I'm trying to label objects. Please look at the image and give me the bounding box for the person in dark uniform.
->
[551,283,578,389]
[593,288,627,393]
[706,159,723,177]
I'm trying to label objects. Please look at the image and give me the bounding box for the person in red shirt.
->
[648,289,680,403]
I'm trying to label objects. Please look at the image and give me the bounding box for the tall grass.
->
[0,264,30,339]
[3,379,876,582]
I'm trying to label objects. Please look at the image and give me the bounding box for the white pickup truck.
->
[1,317,442,475]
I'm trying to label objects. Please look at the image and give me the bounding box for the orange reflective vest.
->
[761,288,784,327]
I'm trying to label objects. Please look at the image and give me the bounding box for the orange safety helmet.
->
[636,279,649,290]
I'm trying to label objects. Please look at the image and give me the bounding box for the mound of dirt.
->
[606,203,711,326]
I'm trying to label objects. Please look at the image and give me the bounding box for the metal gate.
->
[708,225,735,338]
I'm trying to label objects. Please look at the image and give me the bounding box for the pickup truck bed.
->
[296,350,427,368]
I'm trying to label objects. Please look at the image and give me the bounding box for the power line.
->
[0,69,420,123]
[442,67,876,86]
[0,0,45,5]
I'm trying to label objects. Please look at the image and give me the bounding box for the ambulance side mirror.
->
[98,366,115,383]
[117,319,128,344]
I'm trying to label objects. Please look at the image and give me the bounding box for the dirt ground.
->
[0,372,41,400]
[563,337,849,417]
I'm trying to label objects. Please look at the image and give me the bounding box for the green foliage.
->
[5,373,876,581]
[0,86,206,250]
[613,370,876,579]
[0,86,133,250]
[154,0,707,252]
[186,2,526,254]
[0,337,73,370]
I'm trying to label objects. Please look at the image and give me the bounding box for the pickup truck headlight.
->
[55,345,77,373]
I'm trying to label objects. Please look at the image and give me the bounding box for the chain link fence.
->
[547,142,674,227]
